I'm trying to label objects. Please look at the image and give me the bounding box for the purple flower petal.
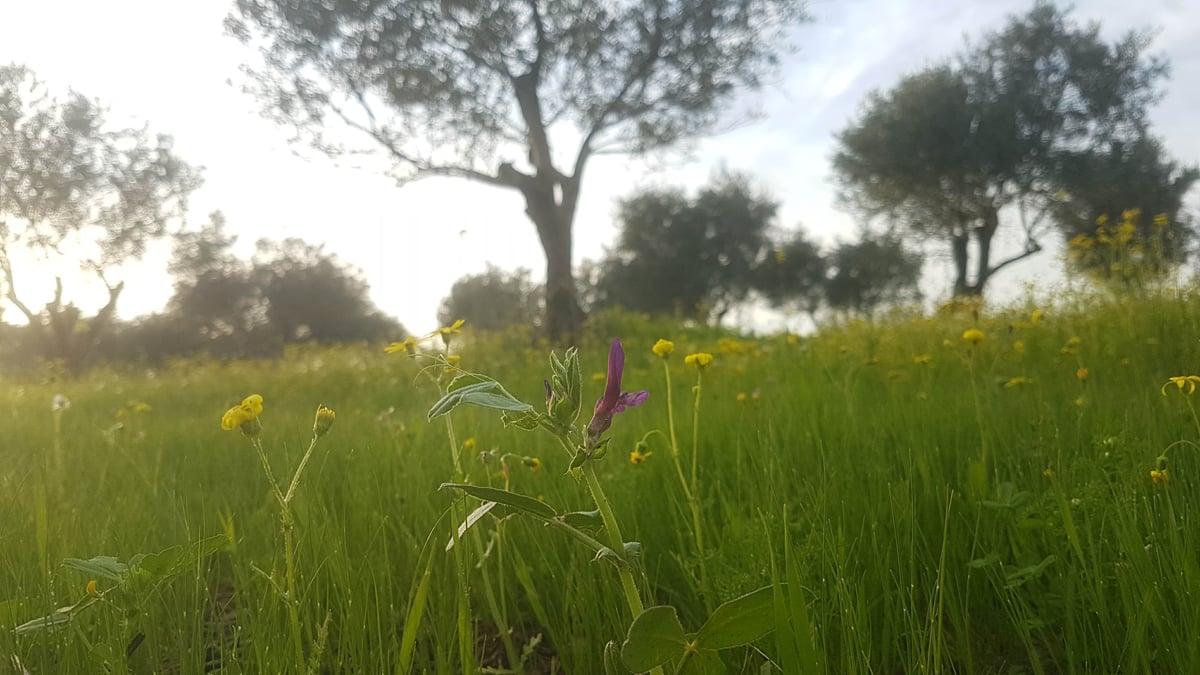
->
[613,390,649,413]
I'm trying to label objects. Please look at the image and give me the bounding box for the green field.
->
[4,291,1200,674]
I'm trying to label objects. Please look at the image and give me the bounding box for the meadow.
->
[3,289,1200,674]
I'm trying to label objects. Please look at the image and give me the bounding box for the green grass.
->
[3,290,1200,673]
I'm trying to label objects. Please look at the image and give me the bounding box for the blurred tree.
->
[226,0,807,341]
[166,212,269,357]
[833,2,1169,298]
[1054,135,1197,280]
[438,264,542,331]
[594,172,774,321]
[754,226,826,322]
[823,234,922,317]
[0,65,201,372]
[252,238,401,346]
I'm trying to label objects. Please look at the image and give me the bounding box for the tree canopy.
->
[593,172,775,321]
[226,0,807,339]
[833,2,1179,298]
[438,264,542,331]
[0,64,201,371]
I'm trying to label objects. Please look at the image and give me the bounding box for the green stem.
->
[581,465,665,675]
[281,505,305,670]
[689,370,709,603]
[284,435,322,505]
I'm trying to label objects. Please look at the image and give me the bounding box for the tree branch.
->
[986,239,1044,280]
[0,241,39,325]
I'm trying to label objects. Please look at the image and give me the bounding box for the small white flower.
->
[51,394,71,412]
[1070,498,1082,507]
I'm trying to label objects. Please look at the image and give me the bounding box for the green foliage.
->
[438,264,542,332]
[0,64,201,371]
[833,2,1184,297]
[9,290,1200,671]
[824,233,922,316]
[594,172,776,321]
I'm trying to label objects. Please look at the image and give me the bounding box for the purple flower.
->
[586,338,649,442]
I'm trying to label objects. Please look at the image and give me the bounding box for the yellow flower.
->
[1150,469,1169,485]
[523,456,542,472]
[1096,214,1109,226]
[1031,309,1044,325]
[774,248,786,264]
[385,336,419,356]
[1066,336,1082,347]
[313,404,336,438]
[736,392,747,402]
[591,372,606,382]
[684,352,714,368]
[221,394,264,437]
[1161,375,1200,396]
[962,328,985,344]
[1074,396,1086,407]
[462,437,477,451]
[1153,213,1169,228]
[630,446,653,465]
[913,354,933,365]
[444,354,462,373]
[86,579,100,597]
[1043,468,1055,478]
[652,339,675,358]
[438,319,466,347]
[128,401,152,414]
[1004,376,1031,389]
[1013,340,1026,354]
[786,333,800,346]
[1076,367,1089,382]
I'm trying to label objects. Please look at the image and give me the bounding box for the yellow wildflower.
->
[86,580,100,597]
[221,394,264,437]
[523,457,542,472]
[1031,309,1044,325]
[128,401,152,414]
[684,352,714,368]
[774,248,786,264]
[462,437,477,451]
[1153,213,1169,228]
[652,339,675,358]
[1004,376,1031,389]
[1161,375,1200,396]
[1076,367,1088,382]
[1013,340,1026,354]
[736,392,747,402]
[444,354,462,373]
[786,333,800,346]
[438,319,466,348]
[385,336,419,356]
[962,328,985,344]
[1043,468,1055,478]
[1096,214,1109,226]
[913,354,933,365]
[1067,336,1082,347]
[1150,469,1169,485]
[592,372,606,382]
[630,446,653,465]
[313,404,336,438]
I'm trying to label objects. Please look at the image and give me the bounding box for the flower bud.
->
[313,405,336,438]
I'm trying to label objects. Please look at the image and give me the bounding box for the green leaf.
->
[501,409,543,430]
[427,381,499,419]
[13,610,74,635]
[446,501,499,551]
[136,534,226,578]
[695,585,780,650]
[62,556,127,582]
[621,605,688,671]
[560,509,604,530]
[439,483,557,519]
[458,390,534,413]
[677,647,727,674]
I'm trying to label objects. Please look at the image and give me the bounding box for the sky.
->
[1,0,1198,334]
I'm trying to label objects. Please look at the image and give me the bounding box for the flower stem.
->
[663,362,706,593]
[689,369,710,607]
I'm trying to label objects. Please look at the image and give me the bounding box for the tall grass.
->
[2,288,1200,673]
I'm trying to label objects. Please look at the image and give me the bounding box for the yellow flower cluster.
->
[652,339,675,358]
[684,352,714,368]
[962,328,985,344]
[221,394,264,437]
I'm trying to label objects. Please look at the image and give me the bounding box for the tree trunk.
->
[524,184,583,343]
[972,208,1000,295]
[951,230,971,297]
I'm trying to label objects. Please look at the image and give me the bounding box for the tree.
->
[823,233,922,317]
[166,212,270,356]
[594,172,775,321]
[754,226,826,320]
[226,0,806,340]
[0,65,201,372]
[438,264,542,331]
[833,2,1169,298]
[1054,135,1197,278]
[252,238,401,346]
